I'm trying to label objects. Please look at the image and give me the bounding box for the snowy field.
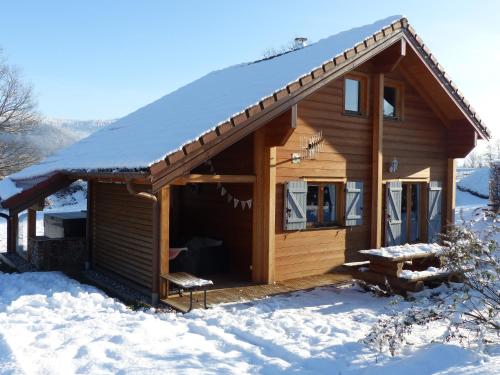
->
[0,189,498,374]
[457,167,490,198]
[1,272,499,375]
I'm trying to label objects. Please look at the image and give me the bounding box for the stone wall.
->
[29,236,87,273]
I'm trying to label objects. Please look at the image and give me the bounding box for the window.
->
[344,79,361,113]
[306,183,338,227]
[384,86,397,117]
[343,73,367,116]
[383,80,404,120]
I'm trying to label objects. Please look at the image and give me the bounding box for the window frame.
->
[383,78,405,121]
[305,182,342,229]
[342,72,369,117]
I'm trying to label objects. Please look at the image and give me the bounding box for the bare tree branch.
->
[0,49,39,177]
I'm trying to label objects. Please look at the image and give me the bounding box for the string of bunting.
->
[205,160,252,211]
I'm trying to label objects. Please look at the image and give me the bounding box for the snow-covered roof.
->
[0,14,490,204]
[2,16,398,180]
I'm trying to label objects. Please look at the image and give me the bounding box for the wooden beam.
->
[373,39,406,73]
[86,180,95,269]
[3,173,75,214]
[171,174,256,185]
[7,214,18,254]
[68,171,150,181]
[446,159,456,227]
[159,185,170,299]
[27,208,36,262]
[447,120,478,158]
[27,209,36,239]
[371,73,384,249]
[265,106,297,147]
[252,128,276,284]
[152,197,160,305]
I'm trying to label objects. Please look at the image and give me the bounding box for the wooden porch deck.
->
[161,272,352,313]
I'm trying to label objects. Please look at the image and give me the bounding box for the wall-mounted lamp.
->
[389,158,398,173]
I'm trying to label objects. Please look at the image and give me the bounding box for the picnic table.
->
[161,272,213,312]
[350,243,460,293]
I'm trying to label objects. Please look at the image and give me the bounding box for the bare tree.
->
[0,50,39,177]
[464,150,483,168]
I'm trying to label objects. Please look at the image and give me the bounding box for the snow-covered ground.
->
[1,272,499,375]
[457,167,490,198]
[0,187,498,374]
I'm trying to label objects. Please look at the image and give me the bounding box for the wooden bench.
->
[161,272,213,312]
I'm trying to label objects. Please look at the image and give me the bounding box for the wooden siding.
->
[275,76,373,281]
[382,70,447,182]
[274,66,449,281]
[93,182,154,289]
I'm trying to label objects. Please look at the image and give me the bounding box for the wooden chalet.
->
[0,16,490,305]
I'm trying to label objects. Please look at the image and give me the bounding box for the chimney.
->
[294,37,308,49]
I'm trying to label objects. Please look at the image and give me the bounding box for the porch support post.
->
[252,127,276,284]
[27,209,36,239]
[152,197,160,305]
[86,180,95,269]
[7,213,18,253]
[27,208,36,261]
[371,73,384,248]
[159,185,170,299]
[445,158,456,227]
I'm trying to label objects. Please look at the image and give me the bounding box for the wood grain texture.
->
[371,73,384,248]
[274,64,451,281]
[93,182,154,289]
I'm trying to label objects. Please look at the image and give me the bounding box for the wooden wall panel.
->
[383,70,448,181]
[274,66,449,282]
[275,76,373,281]
[93,182,154,289]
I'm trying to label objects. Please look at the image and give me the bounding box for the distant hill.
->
[13,118,115,157]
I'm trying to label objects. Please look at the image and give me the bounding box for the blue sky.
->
[2,1,499,134]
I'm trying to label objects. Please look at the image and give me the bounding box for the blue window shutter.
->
[284,181,307,231]
[427,181,443,242]
[345,181,363,226]
[385,181,403,246]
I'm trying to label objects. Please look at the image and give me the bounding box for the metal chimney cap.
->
[294,37,308,49]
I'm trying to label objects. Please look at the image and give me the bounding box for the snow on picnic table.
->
[399,267,448,280]
[0,272,498,375]
[359,243,443,260]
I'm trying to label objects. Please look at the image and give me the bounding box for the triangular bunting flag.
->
[227,194,233,203]
[247,199,252,209]
[241,200,246,210]
[221,187,227,196]
[233,198,239,208]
